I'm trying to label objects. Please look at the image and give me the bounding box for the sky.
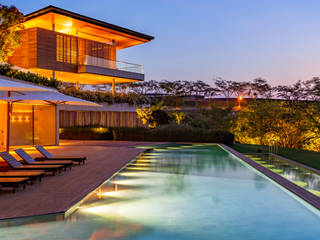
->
[2,0,320,86]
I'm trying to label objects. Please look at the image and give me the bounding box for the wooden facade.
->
[59,110,143,128]
[9,28,38,69]
[9,27,116,73]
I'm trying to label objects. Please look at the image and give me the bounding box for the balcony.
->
[78,56,144,81]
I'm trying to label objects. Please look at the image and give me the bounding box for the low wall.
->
[59,110,143,128]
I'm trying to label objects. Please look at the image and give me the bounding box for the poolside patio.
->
[0,140,161,220]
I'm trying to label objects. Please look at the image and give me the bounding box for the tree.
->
[213,78,234,98]
[247,78,272,99]
[202,104,234,131]
[151,109,170,126]
[0,4,24,62]
[232,100,315,149]
[136,102,166,128]
[230,81,247,99]
[213,77,237,105]
[173,112,186,125]
[275,80,309,102]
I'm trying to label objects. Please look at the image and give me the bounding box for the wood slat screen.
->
[59,111,143,128]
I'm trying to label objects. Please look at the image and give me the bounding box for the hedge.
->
[59,125,234,145]
[59,127,113,140]
[113,125,234,145]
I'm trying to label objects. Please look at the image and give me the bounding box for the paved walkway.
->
[0,141,161,220]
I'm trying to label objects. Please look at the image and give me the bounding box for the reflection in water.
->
[246,154,320,196]
[0,145,320,240]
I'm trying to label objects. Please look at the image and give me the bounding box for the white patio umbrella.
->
[1,91,101,106]
[0,77,56,92]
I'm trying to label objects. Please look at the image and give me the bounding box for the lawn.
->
[231,143,320,171]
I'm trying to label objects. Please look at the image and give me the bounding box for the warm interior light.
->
[62,21,73,28]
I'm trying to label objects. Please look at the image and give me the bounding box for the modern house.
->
[0,5,153,151]
[8,5,154,93]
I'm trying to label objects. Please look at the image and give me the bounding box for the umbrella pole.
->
[6,91,11,151]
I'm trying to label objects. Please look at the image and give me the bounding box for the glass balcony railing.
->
[82,55,144,74]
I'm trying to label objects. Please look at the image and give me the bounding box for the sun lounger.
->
[0,152,65,176]
[35,145,86,165]
[15,149,73,170]
[0,177,29,193]
[0,170,45,183]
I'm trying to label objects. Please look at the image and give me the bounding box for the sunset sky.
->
[3,0,320,86]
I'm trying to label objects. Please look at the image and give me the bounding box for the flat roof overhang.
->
[23,5,154,49]
[29,68,142,85]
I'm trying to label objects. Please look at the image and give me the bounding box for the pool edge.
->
[219,144,320,211]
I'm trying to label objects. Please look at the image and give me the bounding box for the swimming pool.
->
[0,144,320,240]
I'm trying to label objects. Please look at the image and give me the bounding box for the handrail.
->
[81,55,144,74]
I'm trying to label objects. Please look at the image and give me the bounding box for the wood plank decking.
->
[0,141,161,220]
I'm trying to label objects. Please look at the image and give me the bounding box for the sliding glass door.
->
[34,105,56,146]
[9,104,33,146]
[9,103,56,147]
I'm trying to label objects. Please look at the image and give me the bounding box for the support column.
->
[76,81,79,90]
[112,79,116,96]
[55,105,59,146]
[6,91,10,151]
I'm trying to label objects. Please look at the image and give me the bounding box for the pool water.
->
[245,153,320,197]
[1,144,320,240]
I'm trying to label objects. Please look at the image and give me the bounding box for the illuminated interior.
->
[9,103,56,147]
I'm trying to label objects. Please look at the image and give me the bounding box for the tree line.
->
[115,77,320,101]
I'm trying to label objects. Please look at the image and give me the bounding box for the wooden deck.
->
[0,140,161,220]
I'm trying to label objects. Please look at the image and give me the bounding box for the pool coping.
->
[219,144,320,210]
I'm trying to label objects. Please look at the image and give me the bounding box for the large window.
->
[9,104,56,147]
[56,34,77,64]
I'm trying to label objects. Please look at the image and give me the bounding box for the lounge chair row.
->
[0,146,86,193]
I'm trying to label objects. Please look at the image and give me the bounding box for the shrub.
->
[0,63,60,88]
[59,127,113,140]
[151,109,170,126]
[59,87,150,105]
[113,125,234,145]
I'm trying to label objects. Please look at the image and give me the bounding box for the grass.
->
[231,143,320,170]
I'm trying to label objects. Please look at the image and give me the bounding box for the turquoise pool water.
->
[1,144,320,240]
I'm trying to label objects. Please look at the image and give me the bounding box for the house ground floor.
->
[0,102,143,151]
[0,103,57,151]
